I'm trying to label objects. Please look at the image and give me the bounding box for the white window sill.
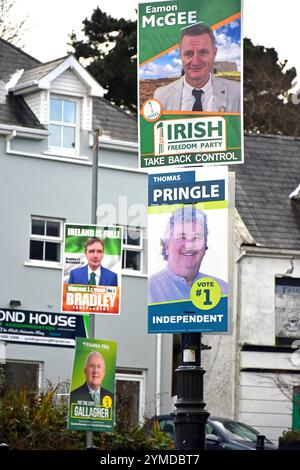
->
[43,150,88,161]
[24,261,62,270]
[122,270,147,278]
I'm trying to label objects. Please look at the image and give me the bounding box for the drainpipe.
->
[5,129,17,152]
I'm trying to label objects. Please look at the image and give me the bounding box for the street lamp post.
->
[172,332,209,450]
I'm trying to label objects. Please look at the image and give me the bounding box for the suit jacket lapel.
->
[211,77,227,112]
[83,265,89,284]
[170,77,184,110]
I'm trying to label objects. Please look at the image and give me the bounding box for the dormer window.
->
[49,95,79,154]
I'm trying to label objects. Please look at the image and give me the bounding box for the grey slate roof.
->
[0,38,45,130]
[235,134,300,251]
[93,97,137,143]
[0,38,40,81]
[16,56,67,86]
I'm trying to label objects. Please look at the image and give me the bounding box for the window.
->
[115,371,145,426]
[29,216,63,265]
[0,361,41,394]
[122,226,143,272]
[49,96,78,152]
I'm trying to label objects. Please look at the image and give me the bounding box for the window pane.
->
[63,100,76,124]
[49,124,61,147]
[127,228,141,246]
[31,219,45,235]
[116,380,140,427]
[46,221,60,237]
[50,98,62,122]
[45,242,60,262]
[63,126,75,148]
[124,251,141,271]
[1,362,39,393]
[30,240,43,260]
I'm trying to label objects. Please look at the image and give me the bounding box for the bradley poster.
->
[138,0,242,168]
[62,224,122,315]
[148,166,228,333]
[68,338,117,432]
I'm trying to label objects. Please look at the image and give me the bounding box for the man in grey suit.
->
[154,23,240,113]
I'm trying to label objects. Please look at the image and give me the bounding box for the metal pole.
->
[171,332,209,450]
[86,128,100,448]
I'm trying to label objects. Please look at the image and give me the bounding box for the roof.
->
[93,97,137,143]
[0,38,40,82]
[0,39,136,140]
[16,56,67,86]
[0,38,45,130]
[235,134,300,251]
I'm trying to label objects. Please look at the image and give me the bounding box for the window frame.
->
[115,370,145,425]
[27,216,64,268]
[48,94,80,156]
[121,226,144,274]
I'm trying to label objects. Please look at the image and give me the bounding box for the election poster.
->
[148,166,228,333]
[62,224,122,315]
[138,0,242,168]
[68,337,117,432]
[0,308,89,347]
[275,277,300,345]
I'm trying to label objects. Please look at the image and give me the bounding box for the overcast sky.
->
[11,0,300,80]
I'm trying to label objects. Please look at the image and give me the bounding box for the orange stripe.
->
[140,43,179,67]
[139,110,240,116]
[211,12,241,31]
[139,12,241,67]
[162,111,240,116]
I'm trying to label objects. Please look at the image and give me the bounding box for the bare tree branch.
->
[0,0,28,47]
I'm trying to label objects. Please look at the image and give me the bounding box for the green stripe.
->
[149,294,228,306]
[148,200,228,214]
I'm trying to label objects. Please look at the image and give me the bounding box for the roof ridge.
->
[0,37,40,64]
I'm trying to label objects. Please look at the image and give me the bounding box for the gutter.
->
[0,124,48,140]
[4,130,146,174]
[238,245,300,259]
[89,134,138,154]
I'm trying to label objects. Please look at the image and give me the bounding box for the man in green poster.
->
[70,350,113,406]
[154,23,240,113]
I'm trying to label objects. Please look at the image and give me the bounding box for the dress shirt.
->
[148,266,228,304]
[87,384,101,403]
[181,75,213,112]
[88,266,101,285]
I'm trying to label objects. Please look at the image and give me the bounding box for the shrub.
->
[0,386,173,450]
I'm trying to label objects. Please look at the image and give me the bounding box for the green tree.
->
[244,37,300,136]
[69,7,137,113]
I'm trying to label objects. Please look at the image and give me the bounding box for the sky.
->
[10,0,300,81]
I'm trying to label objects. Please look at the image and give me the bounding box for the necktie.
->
[192,89,204,111]
[93,392,100,405]
[89,272,97,285]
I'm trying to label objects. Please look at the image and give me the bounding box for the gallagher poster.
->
[62,224,122,315]
[139,0,242,168]
[148,166,228,333]
[68,337,117,432]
